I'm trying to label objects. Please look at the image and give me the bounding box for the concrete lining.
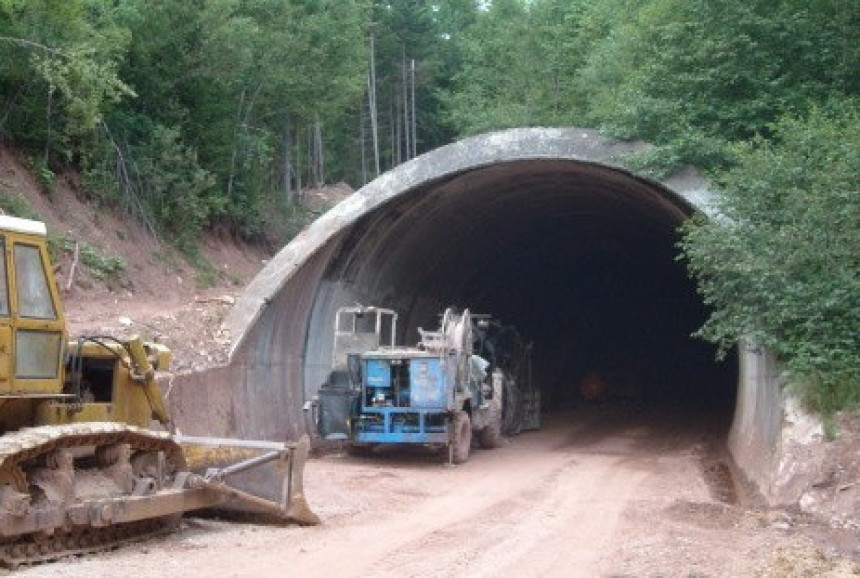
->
[224,128,712,353]
[172,127,792,502]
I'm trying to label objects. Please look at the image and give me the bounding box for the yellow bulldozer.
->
[0,215,317,567]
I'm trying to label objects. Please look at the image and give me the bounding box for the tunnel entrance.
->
[204,128,740,446]
[309,159,737,419]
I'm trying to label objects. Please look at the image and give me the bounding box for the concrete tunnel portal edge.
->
[170,128,787,502]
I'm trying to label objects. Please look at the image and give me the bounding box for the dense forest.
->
[0,0,858,410]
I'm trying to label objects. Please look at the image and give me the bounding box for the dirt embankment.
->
[0,144,350,369]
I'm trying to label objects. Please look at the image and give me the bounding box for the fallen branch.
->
[64,241,79,292]
[194,295,236,305]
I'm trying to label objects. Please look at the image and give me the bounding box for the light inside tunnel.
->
[313,159,737,410]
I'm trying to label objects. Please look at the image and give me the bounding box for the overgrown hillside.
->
[0,144,350,371]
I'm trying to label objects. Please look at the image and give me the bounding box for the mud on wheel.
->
[451,411,471,464]
[479,422,502,449]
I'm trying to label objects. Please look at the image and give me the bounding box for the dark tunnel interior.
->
[318,160,737,414]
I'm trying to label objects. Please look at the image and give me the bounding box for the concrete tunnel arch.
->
[180,127,742,448]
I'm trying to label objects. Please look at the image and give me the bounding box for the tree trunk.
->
[402,46,409,161]
[314,116,324,187]
[368,33,380,177]
[390,99,396,166]
[411,58,417,158]
[307,123,314,188]
[295,124,302,194]
[284,118,293,205]
[360,97,367,185]
[227,88,246,200]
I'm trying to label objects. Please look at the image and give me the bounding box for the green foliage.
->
[444,0,858,173]
[79,242,125,281]
[48,236,126,282]
[133,125,219,251]
[0,189,38,219]
[260,196,317,248]
[680,103,860,411]
[27,155,55,196]
[614,134,734,180]
[444,0,591,136]
[0,0,134,158]
[579,0,859,165]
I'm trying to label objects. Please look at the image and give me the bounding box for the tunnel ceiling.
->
[326,159,688,329]
[225,128,733,408]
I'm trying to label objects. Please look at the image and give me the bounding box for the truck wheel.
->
[452,411,471,464]
[346,443,372,457]
[479,422,502,449]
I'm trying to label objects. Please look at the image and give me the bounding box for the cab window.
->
[15,330,61,378]
[14,244,57,320]
[0,239,8,316]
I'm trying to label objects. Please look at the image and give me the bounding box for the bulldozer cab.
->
[0,216,65,396]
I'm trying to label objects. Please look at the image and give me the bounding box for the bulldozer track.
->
[0,422,185,490]
[0,514,179,568]
[0,423,187,568]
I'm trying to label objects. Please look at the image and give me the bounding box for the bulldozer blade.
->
[282,435,319,526]
[174,434,319,525]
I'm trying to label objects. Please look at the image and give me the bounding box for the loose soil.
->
[16,406,860,577]
[2,145,858,577]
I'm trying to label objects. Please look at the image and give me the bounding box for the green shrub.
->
[49,237,126,283]
[680,102,860,412]
[0,191,40,220]
[28,157,55,198]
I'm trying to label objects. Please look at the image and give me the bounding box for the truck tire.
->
[479,422,502,449]
[452,411,471,464]
[346,443,373,457]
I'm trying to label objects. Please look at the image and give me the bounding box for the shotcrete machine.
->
[312,305,513,463]
[0,215,317,567]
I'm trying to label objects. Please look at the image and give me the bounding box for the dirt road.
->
[17,405,858,577]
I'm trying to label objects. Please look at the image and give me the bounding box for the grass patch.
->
[0,189,40,220]
[181,248,221,289]
[49,236,126,283]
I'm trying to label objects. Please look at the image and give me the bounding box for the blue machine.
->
[353,355,453,444]
[314,305,506,464]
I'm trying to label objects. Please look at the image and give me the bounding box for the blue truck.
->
[312,306,505,463]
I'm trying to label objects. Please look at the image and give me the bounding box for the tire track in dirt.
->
[22,405,854,578]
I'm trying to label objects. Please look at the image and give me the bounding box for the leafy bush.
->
[27,156,55,197]
[680,102,860,411]
[80,243,126,281]
[0,191,39,220]
[49,237,126,283]
[134,125,219,251]
[580,0,859,170]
